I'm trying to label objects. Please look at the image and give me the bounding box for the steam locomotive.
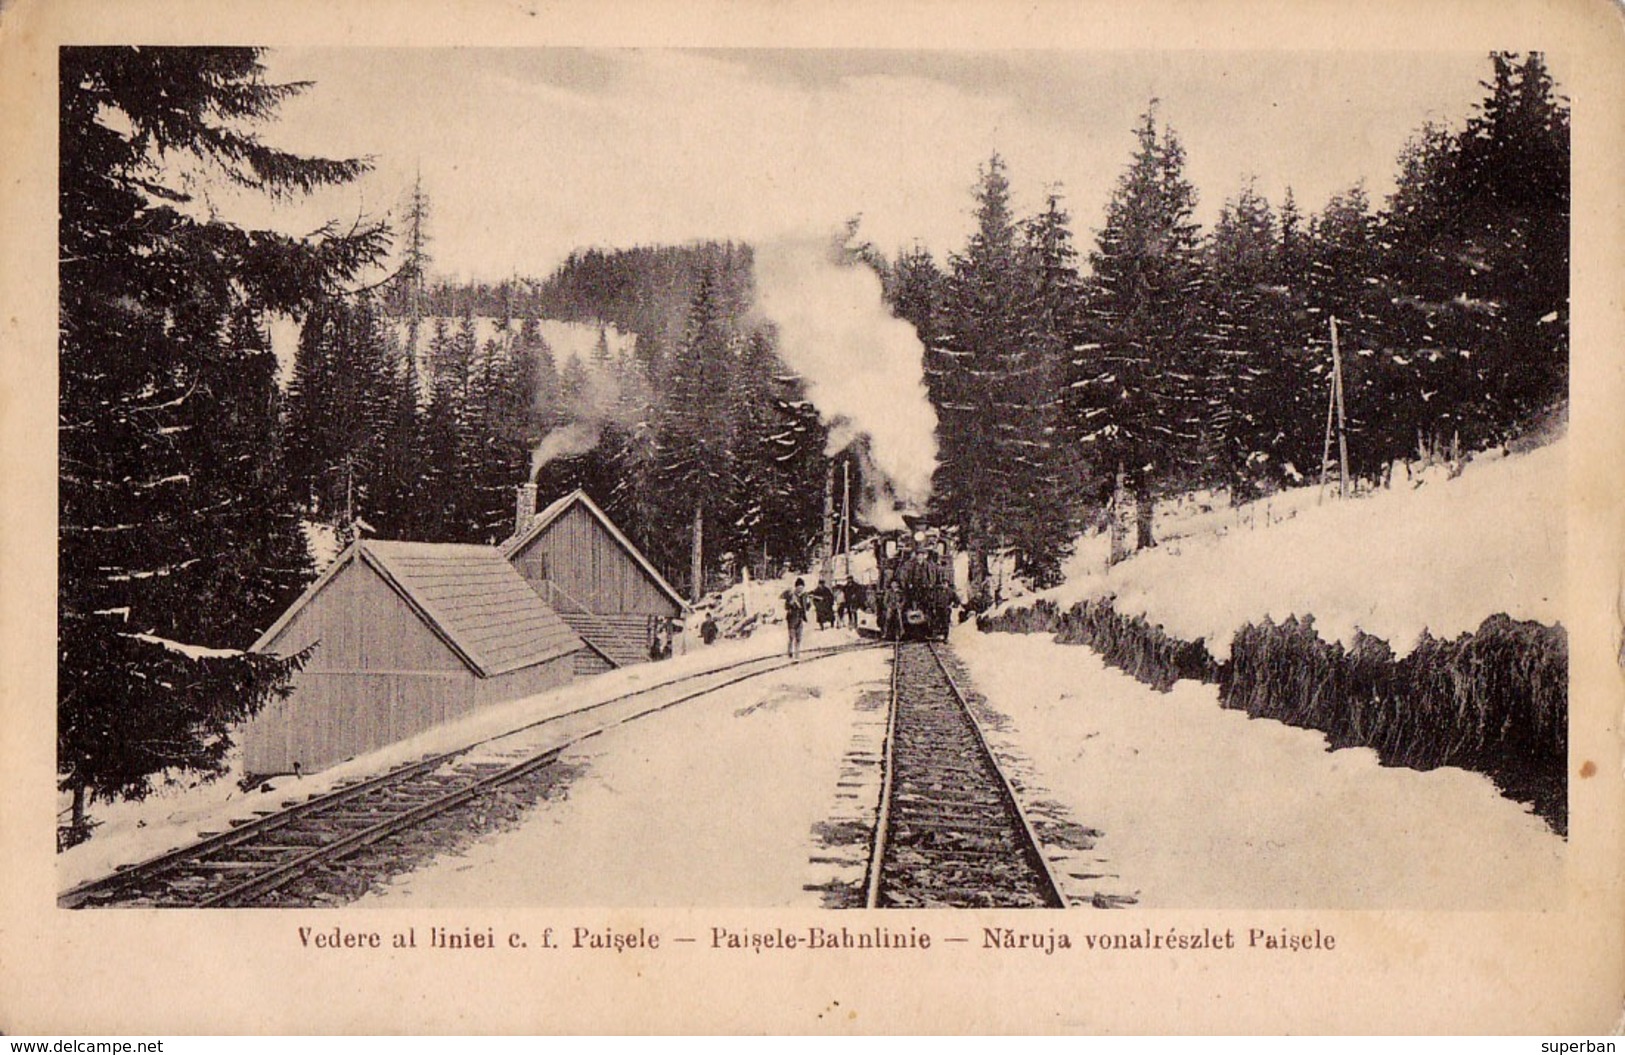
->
[857,527,957,642]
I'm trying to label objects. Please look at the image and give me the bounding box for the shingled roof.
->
[502,488,687,610]
[253,540,584,677]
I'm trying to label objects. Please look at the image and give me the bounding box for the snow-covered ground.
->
[704,556,876,639]
[356,647,889,907]
[61,614,1564,907]
[954,627,1565,909]
[57,621,861,892]
[62,440,1567,906]
[1002,438,1564,659]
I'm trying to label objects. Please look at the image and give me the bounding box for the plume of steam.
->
[753,234,938,527]
[851,445,913,531]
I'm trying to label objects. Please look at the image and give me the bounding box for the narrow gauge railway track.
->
[62,641,879,909]
[865,641,1065,908]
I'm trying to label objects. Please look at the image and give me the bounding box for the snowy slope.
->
[955,628,1564,908]
[267,314,633,384]
[1014,439,1565,659]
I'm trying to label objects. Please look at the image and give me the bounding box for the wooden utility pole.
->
[840,460,852,579]
[822,460,836,581]
[1333,316,1350,499]
[1109,460,1130,566]
[1318,315,1351,501]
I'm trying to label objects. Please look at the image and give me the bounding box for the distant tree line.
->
[297,53,1568,604]
[289,239,833,596]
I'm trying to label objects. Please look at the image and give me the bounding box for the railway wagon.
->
[857,529,956,642]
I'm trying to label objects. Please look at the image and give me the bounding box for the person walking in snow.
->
[811,579,836,631]
[842,576,863,628]
[783,578,810,660]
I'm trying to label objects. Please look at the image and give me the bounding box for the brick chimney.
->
[514,482,538,538]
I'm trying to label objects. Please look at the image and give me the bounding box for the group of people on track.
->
[781,574,864,660]
[782,545,957,657]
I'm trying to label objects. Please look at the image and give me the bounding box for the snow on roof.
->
[502,488,688,610]
[253,539,585,677]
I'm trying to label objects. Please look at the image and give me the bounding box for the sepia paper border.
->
[3,0,1622,1035]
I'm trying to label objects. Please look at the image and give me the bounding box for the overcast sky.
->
[218,48,1550,284]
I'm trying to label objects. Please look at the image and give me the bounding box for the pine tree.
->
[360,326,426,541]
[1306,184,1387,481]
[728,329,782,566]
[465,333,520,541]
[1378,52,1569,454]
[1203,179,1297,499]
[396,174,433,386]
[890,245,943,349]
[179,307,315,642]
[1008,188,1083,586]
[1073,104,1206,550]
[418,315,466,540]
[58,47,387,838]
[518,316,561,427]
[651,267,737,597]
[726,328,829,575]
[604,350,662,555]
[930,153,1031,600]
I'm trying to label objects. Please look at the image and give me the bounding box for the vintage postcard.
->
[2,0,1622,1035]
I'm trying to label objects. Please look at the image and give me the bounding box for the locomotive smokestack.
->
[514,482,538,538]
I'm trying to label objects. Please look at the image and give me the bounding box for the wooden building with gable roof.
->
[503,486,687,671]
[241,540,585,777]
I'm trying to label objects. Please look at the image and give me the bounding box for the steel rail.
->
[864,640,1066,909]
[861,640,903,909]
[923,641,1066,908]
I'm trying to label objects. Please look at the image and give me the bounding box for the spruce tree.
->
[1204,179,1298,499]
[1073,104,1206,550]
[58,47,386,838]
[1009,189,1083,586]
[1378,52,1569,453]
[651,267,737,597]
[930,153,1030,600]
[1306,184,1387,480]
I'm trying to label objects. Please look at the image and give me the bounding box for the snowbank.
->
[1023,440,1564,659]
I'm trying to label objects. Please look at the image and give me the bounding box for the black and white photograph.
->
[4,0,1623,1036]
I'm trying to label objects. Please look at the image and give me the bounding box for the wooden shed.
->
[241,540,585,777]
[503,487,686,672]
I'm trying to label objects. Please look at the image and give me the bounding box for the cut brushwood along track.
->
[60,641,880,908]
[980,598,1567,834]
[865,641,1069,909]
